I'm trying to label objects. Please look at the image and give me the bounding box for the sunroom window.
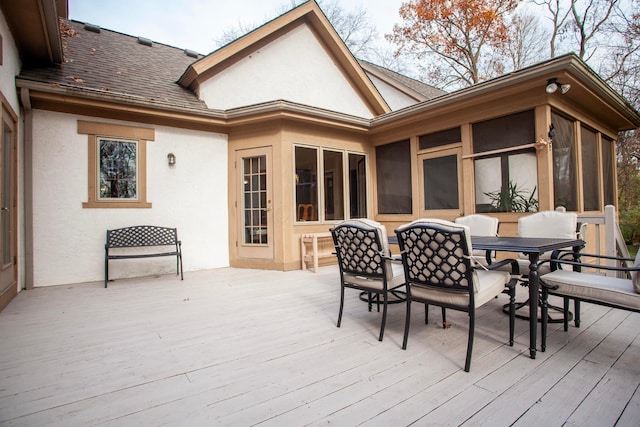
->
[473,110,538,212]
[294,146,367,222]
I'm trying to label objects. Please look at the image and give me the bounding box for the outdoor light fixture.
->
[167,152,176,166]
[545,78,571,94]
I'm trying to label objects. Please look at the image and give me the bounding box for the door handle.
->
[1,207,8,212]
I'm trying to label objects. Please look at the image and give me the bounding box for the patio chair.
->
[330,219,406,342]
[540,250,640,350]
[511,210,583,324]
[395,219,515,372]
[455,214,499,266]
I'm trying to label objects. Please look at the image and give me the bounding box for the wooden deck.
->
[0,266,639,426]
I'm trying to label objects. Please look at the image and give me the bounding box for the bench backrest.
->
[106,226,178,248]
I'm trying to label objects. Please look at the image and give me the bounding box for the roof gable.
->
[178,1,390,117]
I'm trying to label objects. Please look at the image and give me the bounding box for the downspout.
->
[19,88,33,290]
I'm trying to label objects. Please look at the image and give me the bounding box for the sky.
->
[68,0,407,55]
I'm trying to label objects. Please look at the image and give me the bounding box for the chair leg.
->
[508,285,515,346]
[402,298,411,350]
[441,307,447,328]
[337,285,345,328]
[574,299,581,328]
[541,286,549,352]
[464,309,475,372]
[379,292,388,342]
[367,292,373,312]
[425,304,429,324]
[563,297,570,331]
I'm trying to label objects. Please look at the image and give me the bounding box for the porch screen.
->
[581,126,600,211]
[376,140,412,214]
[552,112,577,211]
[348,153,367,218]
[602,136,615,206]
[423,155,458,210]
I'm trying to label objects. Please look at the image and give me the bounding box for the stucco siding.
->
[368,74,418,111]
[31,110,229,286]
[0,11,21,113]
[199,24,373,118]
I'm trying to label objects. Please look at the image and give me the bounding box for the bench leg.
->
[312,236,319,273]
[104,257,109,288]
[301,237,308,270]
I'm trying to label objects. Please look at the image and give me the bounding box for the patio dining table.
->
[466,236,584,359]
[389,234,584,359]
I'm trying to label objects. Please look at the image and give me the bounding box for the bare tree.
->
[531,0,573,57]
[504,10,550,70]
[570,0,621,61]
[214,0,380,62]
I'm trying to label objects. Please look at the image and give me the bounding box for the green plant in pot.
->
[484,181,538,212]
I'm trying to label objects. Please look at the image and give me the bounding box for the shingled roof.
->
[18,19,440,117]
[19,20,210,112]
[359,59,445,101]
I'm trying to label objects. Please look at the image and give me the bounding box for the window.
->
[376,140,412,214]
[349,153,367,218]
[294,146,367,222]
[98,138,138,200]
[552,112,577,211]
[581,126,600,211]
[472,111,538,212]
[79,121,153,208]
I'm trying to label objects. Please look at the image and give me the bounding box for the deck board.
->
[0,266,639,426]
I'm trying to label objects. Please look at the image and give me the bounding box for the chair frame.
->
[395,221,515,372]
[540,251,640,351]
[330,222,405,342]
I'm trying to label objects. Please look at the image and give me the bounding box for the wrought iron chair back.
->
[397,221,473,295]
[330,219,405,342]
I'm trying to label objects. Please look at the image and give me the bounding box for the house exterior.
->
[1,0,639,311]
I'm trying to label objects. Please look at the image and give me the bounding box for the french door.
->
[236,147,273,260]
[0,105,17,309]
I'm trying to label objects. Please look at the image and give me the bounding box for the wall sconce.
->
[545,78,571,94]
[167,153,176,166]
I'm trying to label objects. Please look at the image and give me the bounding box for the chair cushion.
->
[517,211,579,270]
[518,211,577,239]
[541,269,640,310]
[338,218,389,257]
[455,214,499,237]
[409,269,509,308]
[344,261,405,291]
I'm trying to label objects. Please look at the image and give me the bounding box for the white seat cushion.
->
[409,269,509,308]
[541,269,640,311]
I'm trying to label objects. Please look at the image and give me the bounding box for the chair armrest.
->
[540,251,638,274]
[485,258,520,275]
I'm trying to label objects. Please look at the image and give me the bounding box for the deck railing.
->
[566,205,631,277]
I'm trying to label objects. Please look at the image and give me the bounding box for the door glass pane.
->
[2,123,10,265]
[423,155,458,210]
[295,147,318,221]
[376,140,412,214]
[243,155,268,244]
[581,126,599,210]
[552,112,577,211]
[323,150,344,221]
[348,153,367,218]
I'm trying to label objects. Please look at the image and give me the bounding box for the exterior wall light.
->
[546,78,571,94]
[167,153,176,166]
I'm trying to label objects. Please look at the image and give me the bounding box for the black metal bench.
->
[104,225,183,287]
